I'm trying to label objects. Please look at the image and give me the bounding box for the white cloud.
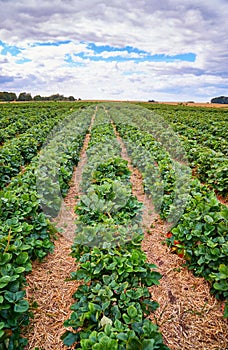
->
[0,0,227,101]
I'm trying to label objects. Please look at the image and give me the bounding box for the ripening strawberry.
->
[167,232,172,238]
[174,240,181,245]
[177,249,185,258]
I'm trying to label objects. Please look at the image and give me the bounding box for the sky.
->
[0,0,228,101]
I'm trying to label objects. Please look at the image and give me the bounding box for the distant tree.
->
[0,91,17,101]
[33,95,43,101]
[17,92,32,101]
[211,96,228,104]
[68,96,75,101]
[8,92,17,101]
[49,94,66,101]
[0,91,77,102]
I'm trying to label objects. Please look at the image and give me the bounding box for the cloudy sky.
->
[0,0,227,101]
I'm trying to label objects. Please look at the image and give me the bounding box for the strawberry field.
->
[0,101,227,349]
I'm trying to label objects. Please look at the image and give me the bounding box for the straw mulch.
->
[23,235,79,349]
[23,121,227,350]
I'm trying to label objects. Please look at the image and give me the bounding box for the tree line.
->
[211,96,228,104]
[0,91,80,102]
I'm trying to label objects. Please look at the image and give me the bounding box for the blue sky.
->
[0,0,227,101]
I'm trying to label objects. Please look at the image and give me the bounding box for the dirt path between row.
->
[23,111,227,350]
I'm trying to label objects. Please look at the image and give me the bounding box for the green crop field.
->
[0,101,227,349]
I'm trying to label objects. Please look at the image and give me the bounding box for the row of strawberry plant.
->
[0,102,78,131]
[0,101,92,189]
[138,103,228,196]
[0,106,94,349]
[107,103,191,223]
[0,110,69,189]
[62,107,169,349]
[108,105,227,317]
[172,123,227,155]
[184,143,227,197]
[0,104,65,145]
[140,103,228,139]
[157,120,227,197]
[161,111,227,154]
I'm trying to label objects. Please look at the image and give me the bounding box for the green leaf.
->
[142,319,158,336]
[218,264,228,278]
[117,332,128,341]
[4,291,15,303]
[206,239,217,248]
[62,331,79,346]
[0,253,12,265]
[103,275,111,285]
[114,319,123,331]
[14,266,26,274]
[102,301,110,311]
[204,215,214,223]
[0,276,11,288]
[127,305,138,318]
[15,252,29,265]
[122,313,131,324]
[142,339,155,350]
[14,290,25,301]
[14,299,29,313]
[0,330,4,338]
[126,338,142,350]
[213,280,228,291]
